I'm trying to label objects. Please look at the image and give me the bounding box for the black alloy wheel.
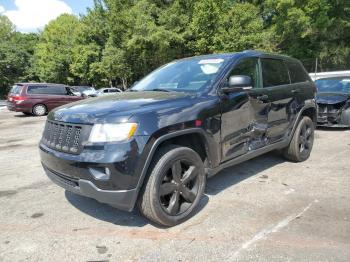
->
[138,145,206,226]
[159,159,200,216]
[298,120,314,156]
[283,116,314,162]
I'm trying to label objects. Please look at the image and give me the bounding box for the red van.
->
[7,83,83,116]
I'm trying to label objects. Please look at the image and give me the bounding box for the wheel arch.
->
[289,102,317,142]
[133,129,213,206]
[300,106,317,125]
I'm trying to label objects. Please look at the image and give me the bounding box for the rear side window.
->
[286,61,310,83]
[261,59,290,87]
[27,86,67,95]
[9,85,23,95]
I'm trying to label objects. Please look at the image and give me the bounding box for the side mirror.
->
[222,75,252,93]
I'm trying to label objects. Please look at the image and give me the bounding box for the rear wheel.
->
[282,116,314,162]
[138,145,206,227]
[32,104,47,116]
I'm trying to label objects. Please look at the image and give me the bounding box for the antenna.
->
[314,58,318,79]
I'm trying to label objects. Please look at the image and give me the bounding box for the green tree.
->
[34,14,80,84]
[70,0,109,86]
[0,15,15,40]
[214,3,275,53]
[190,0,224,54]
[265,0,350,70]
[0,16,39,97]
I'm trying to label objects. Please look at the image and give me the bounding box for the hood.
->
[48,91,191,124]
[316,93,350,105]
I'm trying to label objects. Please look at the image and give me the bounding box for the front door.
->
[220,58,270,162]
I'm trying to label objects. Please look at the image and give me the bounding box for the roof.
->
[179,50,297,62]
[309,71,350,81]
[15,83,66,86]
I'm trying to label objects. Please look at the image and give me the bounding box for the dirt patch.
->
[0,190,17,198]
[96,245,108,254]
[31,212,44,219]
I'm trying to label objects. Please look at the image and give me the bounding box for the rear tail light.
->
[13,96,27,102]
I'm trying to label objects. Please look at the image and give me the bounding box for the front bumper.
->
[317,106,350,127]
[43,165,137,211]
[39,135,150,211]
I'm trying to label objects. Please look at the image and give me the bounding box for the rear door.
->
[27,85,60,110]
[260,58,294,142]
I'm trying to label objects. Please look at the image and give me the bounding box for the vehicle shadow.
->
[65,189,209,228]
[65,151,284,228]
[206,151,285,195]
[14,114,32,118]
[316,126,350,131]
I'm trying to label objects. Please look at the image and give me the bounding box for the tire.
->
[138,145,206,227]
[282,116,315,162]
[32,104,47,116]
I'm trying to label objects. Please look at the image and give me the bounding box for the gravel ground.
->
[0,110,349,262]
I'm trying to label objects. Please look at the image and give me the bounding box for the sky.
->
[0,0,94,32]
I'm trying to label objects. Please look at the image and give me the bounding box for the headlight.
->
[88,123,138,143]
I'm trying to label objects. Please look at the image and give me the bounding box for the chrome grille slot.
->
[42,120,90,154]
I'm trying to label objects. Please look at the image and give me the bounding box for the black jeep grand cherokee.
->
[40,51,317,226]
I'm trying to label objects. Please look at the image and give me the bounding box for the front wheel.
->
[282,116,315,162]
[138,145,206,227]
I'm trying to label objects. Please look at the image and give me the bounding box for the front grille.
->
[318,103,344,114]
[42,120,91,154]
[317,103,344,124]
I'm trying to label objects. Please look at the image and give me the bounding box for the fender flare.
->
[130,128,213,209]
[289,102,317,143]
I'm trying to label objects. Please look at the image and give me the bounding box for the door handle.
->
[256,94,269,102]
[291,89,300,94]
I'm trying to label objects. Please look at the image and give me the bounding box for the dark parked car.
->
[314,76,350,127]
[7,83,82,116]
[39,51,317,226]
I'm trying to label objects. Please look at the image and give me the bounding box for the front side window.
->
[315,77,350,94]
[131,57,228,93]
[261,59,290,87]
[228,58,260,88]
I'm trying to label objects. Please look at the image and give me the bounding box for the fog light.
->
[89,167,110,181]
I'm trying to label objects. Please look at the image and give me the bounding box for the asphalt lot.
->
[0,108,349,261]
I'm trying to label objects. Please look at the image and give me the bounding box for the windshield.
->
[315,77,350,93]
[131,57,227,93]
[9,85,23,95]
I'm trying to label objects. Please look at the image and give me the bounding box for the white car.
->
[95,88,123,96]
[71,86,97,97]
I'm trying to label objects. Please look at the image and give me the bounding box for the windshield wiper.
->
[147,88,171,92]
